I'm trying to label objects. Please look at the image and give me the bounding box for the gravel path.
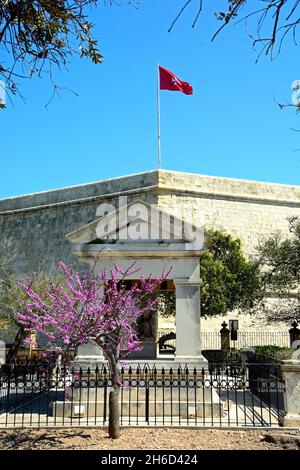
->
[0,428,299,450]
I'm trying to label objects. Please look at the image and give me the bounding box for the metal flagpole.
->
[157,62,161,169]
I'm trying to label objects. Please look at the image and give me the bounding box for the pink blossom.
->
[15,261,169,369]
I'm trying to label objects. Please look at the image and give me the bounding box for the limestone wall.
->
[157,170,300,257]
[1,169,300,332]
[0,171,158,274]
[154,170,300,331]
[1,168,300,289]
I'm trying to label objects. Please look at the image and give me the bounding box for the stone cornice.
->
[157,186,300,207]
[0,185,159,216]
[73,246,204,258]
[1,169,300,216]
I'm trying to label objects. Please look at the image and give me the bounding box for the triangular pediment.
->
[66,199,205,249]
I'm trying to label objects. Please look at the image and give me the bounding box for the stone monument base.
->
[52,385,223,420]
[280,413,300,427]
[126,339,157,360]
[123,356,208,371]
[70,342,106,371]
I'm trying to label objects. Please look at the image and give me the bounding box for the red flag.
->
[159,66,193,95]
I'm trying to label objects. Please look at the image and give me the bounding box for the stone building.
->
[1,169,300,333]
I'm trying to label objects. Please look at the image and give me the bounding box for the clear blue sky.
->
[0,0,299,199]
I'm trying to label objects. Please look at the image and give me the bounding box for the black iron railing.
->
[157,330,290,353]
[0,362,285,429]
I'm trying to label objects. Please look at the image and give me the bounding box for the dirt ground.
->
[0,427,300,450]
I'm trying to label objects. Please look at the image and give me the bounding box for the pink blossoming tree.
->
[15,260,167,439]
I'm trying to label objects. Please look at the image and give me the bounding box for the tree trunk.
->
[96,343,121,440]
[108,388,120,439]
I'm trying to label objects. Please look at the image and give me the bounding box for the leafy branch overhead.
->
[1,1,300,104]
[0,1,102,99]
[172,1,300,61]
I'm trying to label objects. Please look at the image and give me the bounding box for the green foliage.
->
[0,238,17,336]
[202,349,228,365]
[0,1,102,100]
[1,1,298,104]
[0,239,64,349]
[202,348,242,366]
[257,217,300,322]
[154,230,262,319]
[259,218,300,291]
[157,291,175,319]
[253,345,293,361]
[200,230,262,317]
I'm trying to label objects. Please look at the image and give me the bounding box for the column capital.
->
[173,278,201,287]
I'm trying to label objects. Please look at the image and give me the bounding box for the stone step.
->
[52,399,224,419]
[70,386,223,402]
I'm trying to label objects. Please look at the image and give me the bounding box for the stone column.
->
[220,321,230,350]
[280,360,300,427]
[173,279,207,366]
